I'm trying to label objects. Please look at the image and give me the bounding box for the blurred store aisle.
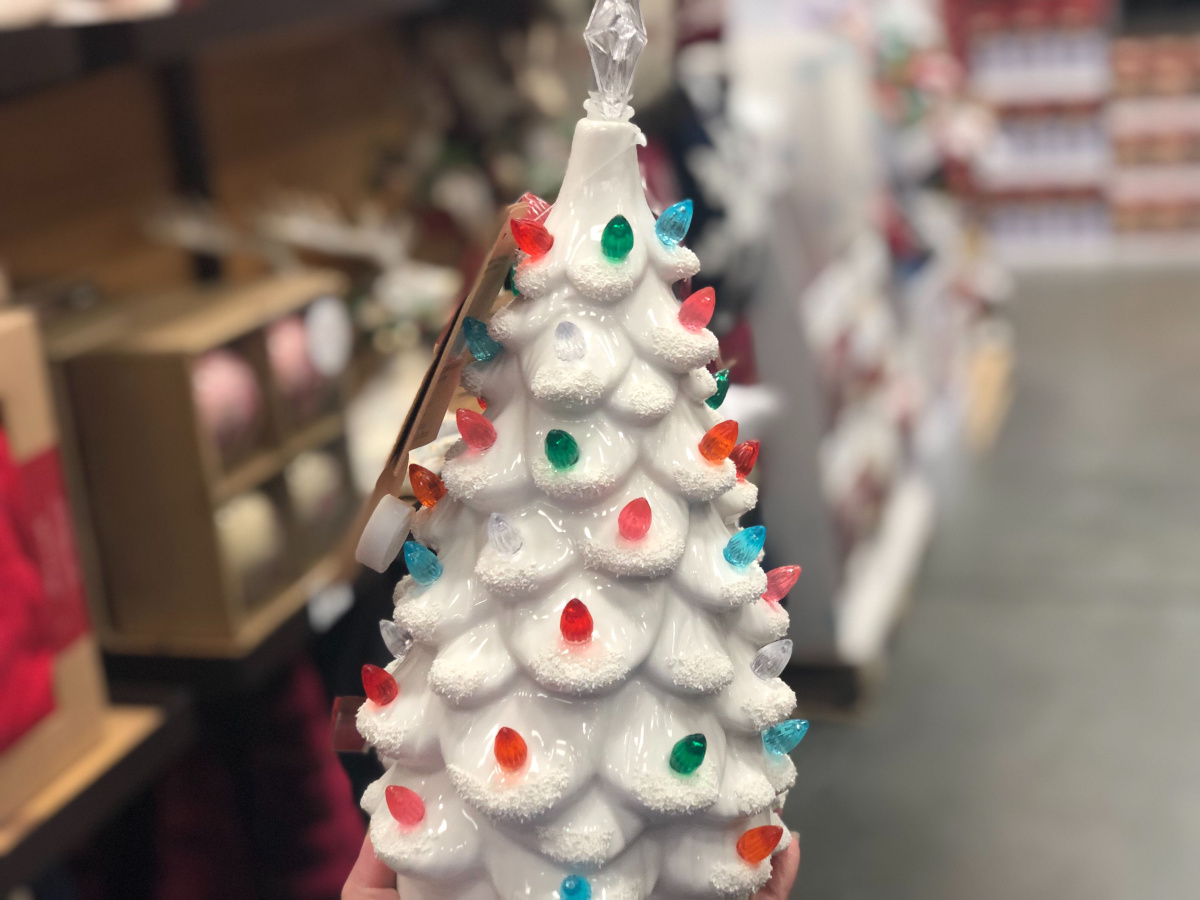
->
[783,269,1200,899]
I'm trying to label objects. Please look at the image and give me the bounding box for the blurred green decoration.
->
[601,215,633,261]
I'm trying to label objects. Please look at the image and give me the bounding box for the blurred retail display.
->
[1110,34,1200,232]
[963,0,1114,255]
[63,272,358,655]
[959,0,1200,262]
[710,0,1009,696]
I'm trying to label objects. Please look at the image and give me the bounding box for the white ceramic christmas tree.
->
[356,3,808,896]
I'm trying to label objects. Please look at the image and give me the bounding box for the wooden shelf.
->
[99,551,340,660]
[0,0,441,101]
[213,412,344,503]
[0,688,194,891]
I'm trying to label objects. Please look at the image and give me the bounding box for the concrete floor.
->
[782,269,1200,899]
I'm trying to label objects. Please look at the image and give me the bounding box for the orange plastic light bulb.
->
[762,565,802,603]
[494,726,528,772]
[511,218,554,257]
[409,464,446,508]
[384,785,425,828]
[517,191,551,222]
[678,287,716,331]
[361,664,398,706]
[729,440,760,479]
[736,825,784,864]
[618,498,652,541]
[699,420,739,462]
[560,598,593,644]
[457,408,497,451]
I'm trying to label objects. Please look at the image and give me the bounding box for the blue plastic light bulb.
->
[763,719,810,756]
[655,199,694,246]
[403,540,443,585]
[723,525,766,569]
[462,316,502,362]
[560,875,591,900]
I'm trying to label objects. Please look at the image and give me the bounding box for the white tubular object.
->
[355,494,414,573]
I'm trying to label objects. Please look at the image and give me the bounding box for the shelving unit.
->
[64,270,359,657]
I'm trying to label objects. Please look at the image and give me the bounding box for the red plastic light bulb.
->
[762,565,802,603]
[517,191,551,222]
[409,463,446,508]
[361,664,398,706]
[699,420,739,462]
[457,407,497,451]
[477,397,488,411]
[560,599,593,644]
[511,218,554,257]
[678,287,716,332]
[618,498,652,541]
[736,825,784,865]
[729,440,760,479]
[384,785,425,828]
[494,726,528,773]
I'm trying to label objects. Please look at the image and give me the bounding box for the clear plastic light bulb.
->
[488,512,523,555]
[555,321,586,361]
[379,619,414,661]
[750,638,793,680]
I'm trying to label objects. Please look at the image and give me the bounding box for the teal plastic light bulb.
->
[601,214,634,261]
[403,540,443,585]
[462,317,502,362]
[724,525,766,569]
[655,199,693,246]
[707,368,731,410]
[560,875,591,900]
[763,719,809,756]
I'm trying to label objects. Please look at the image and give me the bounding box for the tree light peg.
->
[457,408,497,451]
[511,218,554,257]
[678,287,715,332]
[618,498,652,541]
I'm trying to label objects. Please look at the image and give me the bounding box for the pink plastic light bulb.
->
[678,287,716,331]
[384,785,425,828]
[618,498,652,541]
[762,565,802,603]
[456,408,497,451]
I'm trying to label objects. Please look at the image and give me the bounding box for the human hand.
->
[754,832,800,900]
[343,835,399,900]
[344,830,799,899]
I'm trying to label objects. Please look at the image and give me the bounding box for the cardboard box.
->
[0,307,107,824]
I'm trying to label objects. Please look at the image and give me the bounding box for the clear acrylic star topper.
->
[584,0,647,120]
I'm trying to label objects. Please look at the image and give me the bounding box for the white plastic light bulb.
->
[555,321,586,362]
[488,512,523,555]
[750,639,792,680]
[379,619,414,660]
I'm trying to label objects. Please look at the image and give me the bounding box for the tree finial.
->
[583,0,647,120]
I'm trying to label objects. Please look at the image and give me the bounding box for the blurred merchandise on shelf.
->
[0,0,180,29]
[62,272,357,655]
[1109,34,1200,233]
[961,0,1115,253]
[0,306,108,824]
